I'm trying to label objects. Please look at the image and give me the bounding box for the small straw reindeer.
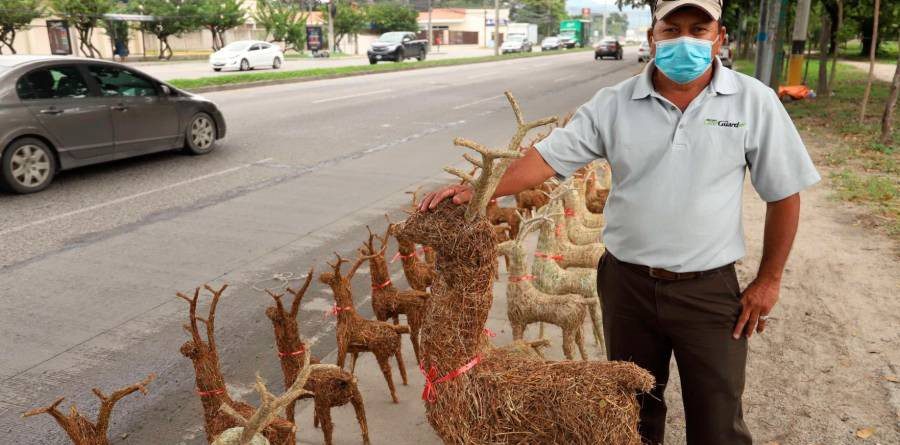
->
[178,285,294,444]
[539,197,604,269]
[23,374,155,445]
[359,225,430,364]
[497,213,592,360]
[583,164,610,214]
[264,269,370,445]
[319,253,410,403]
[211,346,341,445]
[566,175,605,229]
[555,179,604,245]
[396,91,653,444]
[387,211,436,292]
[486,198,521,238]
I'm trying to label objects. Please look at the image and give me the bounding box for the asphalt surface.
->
[0,47,640,444]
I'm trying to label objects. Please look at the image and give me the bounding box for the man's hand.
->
[417,184,474,212]
[732,277,780,339]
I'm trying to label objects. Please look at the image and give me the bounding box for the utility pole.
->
[786,0,811,85]
[427,0,433,53]
[754,0,784,89]
[770,0,789,88]
[494,0,500,56]
[327,0,336,54]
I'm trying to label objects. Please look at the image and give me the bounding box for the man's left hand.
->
[732,277,780,339]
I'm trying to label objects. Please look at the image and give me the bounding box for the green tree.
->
[322,1,367,50]
[606,12,628,37]
[0,0,43,54]
[254,0,309,53]
[131,0,202,60]
[365,2,418,35]
[197,0,246,51]
[50,0,115,58]
[509,0,567,38]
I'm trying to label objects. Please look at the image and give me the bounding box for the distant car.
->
[368,32,428,64]
[541,36,562,51]
[637,41,651,62]
[718,36,733,68]
[209,40,283,72]
[501,35,532,54]
[594,39,623,60]
[0,56,226,194]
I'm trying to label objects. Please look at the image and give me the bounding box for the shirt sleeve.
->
[534,90,607,179]
[745,89,821,202]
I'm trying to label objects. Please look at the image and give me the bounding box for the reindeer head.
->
[318,253,364,307]
[177,285,227,361]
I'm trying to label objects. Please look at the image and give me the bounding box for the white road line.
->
[0,158,273,237]
[311,89,392,104]
[452,94,504,110]
[554,74,576,83]
[465,72,498,80]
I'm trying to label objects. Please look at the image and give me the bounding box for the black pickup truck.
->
[368,32,428,64]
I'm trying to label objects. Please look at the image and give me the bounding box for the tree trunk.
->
[828,0,843,95]
[879,35,900,144]
[859,0,881,123]
[817,13,830,94]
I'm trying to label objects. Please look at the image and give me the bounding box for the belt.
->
[606,252,733,281]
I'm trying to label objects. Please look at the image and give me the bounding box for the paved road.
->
[0,47,640,443]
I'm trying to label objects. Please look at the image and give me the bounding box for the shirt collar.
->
[631,57,739,100]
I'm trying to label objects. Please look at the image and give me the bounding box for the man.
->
[418,0,820,443]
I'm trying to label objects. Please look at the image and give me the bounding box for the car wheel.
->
[273,57,282,69]
[369,58,377,65]
[213,68,222,72]
[395,49,404,62]
[239,59,249,71]
[417,48,426,61]
[184,113,217,155]
[1,137,56,194]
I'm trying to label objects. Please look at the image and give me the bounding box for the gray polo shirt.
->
[535,59,820,272]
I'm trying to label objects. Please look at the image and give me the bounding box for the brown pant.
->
[597,251,753,445]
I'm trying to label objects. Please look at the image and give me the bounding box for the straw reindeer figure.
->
[387,211,436,292]
[319,253,410,403]
[584,164,610,214]
[496,213,591,360]
[566,175,605,230]
[486,198,521,238]
[212,346,341,445]
[23,374,155,445]
[553,179,604,244]
[264,269,371,445]
[359,225,430,364]
[178,285,294,444]
[539,197,604,269]
[514,130,554,214]
[395,91,653,444]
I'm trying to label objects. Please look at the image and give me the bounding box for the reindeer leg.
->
[575,324,588,361]
[409,315,422,365]
[336,340,349,370]
[511,321,525,341]
[395,347,408,386]
[539,322,546,339]
[349,382,371,445]
[561,328,575,360]
[374,352,400,403]
[316,399,334,445]
[350,352,359,374]
[587,299,603,346]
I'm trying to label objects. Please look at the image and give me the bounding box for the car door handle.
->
[111,104,128,111]
[39,108,63,115]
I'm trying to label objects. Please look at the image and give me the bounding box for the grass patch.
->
[169,48,591,90]
[734,57,899,241]
[839,40,899,62]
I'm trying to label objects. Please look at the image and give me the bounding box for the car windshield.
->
[601,40,616,44]
[222,42,251,52]
[507,35,525,42]
[543,37,558,43]
[379,32,407,43]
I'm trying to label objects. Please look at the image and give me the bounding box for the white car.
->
[637,41,651,63]
[209,40,283,72]
[501,35,532,54]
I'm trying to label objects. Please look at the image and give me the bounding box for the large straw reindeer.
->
[395,91,653,444]
[359,225,430,364]
[23,374,155,445]
[178,285,295,444]
[496,212,592,360]
[319,253,410,403]
[264,269,370,445]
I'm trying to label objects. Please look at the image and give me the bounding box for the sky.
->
[565,0,653,29]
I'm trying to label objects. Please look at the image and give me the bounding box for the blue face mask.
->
[654,36,713,84]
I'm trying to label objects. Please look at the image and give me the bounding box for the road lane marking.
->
[0,158,273,238]
[554,74,576,83]
[452,94,505,110]
[311,89,392,104]
[465,72,498,80]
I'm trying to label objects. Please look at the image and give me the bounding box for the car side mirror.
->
[403,37,410,42]
[160,84,175,96]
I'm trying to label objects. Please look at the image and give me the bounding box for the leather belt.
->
[607,252,733,281]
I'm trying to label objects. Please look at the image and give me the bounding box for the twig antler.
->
[445,91,557,221]
[178,285,228,358]
[516,208,556,241]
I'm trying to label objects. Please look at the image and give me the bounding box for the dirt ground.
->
[661,132,900,444]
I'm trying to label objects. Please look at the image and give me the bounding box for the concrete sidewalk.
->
[841,59,897,82]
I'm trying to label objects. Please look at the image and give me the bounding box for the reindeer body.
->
[542,200,604,269]
[394,236,435,291]
[486,200,521,239]
[566,177,605,230]
[319,256,409,404]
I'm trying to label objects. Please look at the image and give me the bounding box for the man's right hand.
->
[417,184,474,212]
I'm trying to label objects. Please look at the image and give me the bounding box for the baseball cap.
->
[654,0,722,21]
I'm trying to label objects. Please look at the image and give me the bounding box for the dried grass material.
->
[540,200,604,269]
[264,271,370,445]
[394,91,653,444]
[552,180,603,245]
[319,254,410,403]
[23,374,155,445]
[566,177,605,229]
[497,236,590,360]
[492,224,511,242]
[177,286,294,444]
[515,187,551,215]
[486,200,521,238]
[387,216,436,292]
[360,225,430,364]
[584,167,610,214]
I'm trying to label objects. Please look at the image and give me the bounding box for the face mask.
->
[654,36,713,84]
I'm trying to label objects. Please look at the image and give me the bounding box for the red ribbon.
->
[196,388,225,397]
[278,345,305,358]
[535,252,564,261]
[508,274,535,282]
[372,279,392,290]
[390,247,428,263]
[325,305,352,318]
[564,208,576,217]
[420,356,483,403]
[483,328,497,337]
[555,225,564,238]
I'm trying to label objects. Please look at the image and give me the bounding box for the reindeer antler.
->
[284,267,314,318]
[445,91,556,221]
[517,207,556,240]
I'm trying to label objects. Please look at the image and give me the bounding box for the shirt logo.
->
[705,118,746,128]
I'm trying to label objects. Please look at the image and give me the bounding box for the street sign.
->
[46,20,71,55]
